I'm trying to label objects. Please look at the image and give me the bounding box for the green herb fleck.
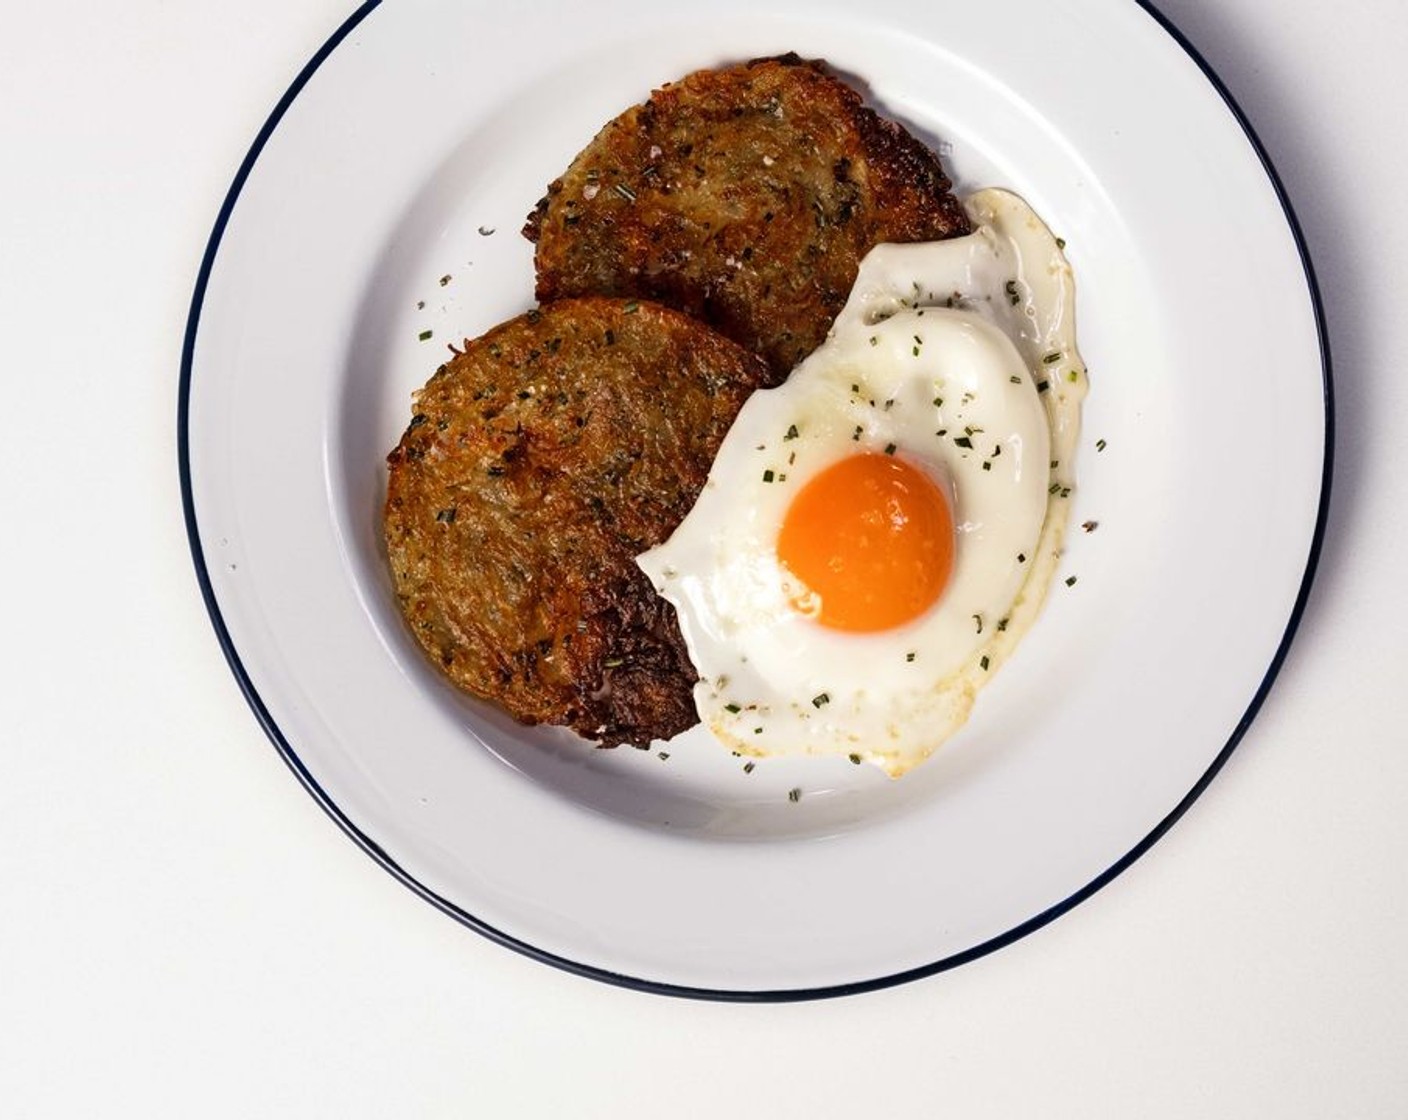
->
[980,655,990,671]
[439,274,452,287]
[1065,575,1078,587]
[604,658,623,668]
[1004,279,1020,305]
[418,329,433,342]
[435,507,457,524]
[906,652,916,662]
[613,182,637,202]
[762,469,775,483]
[973,614,984,634]
[1096,438,1107,452]
[784,424,799,441]
[1082,520,1098,532]
[622,300,639,314]
[811,692,830,709]
[982,460,992,471]
[1056,236,1067,249]
[1036,380,1050,394]
[869,335,878,347]
[997,617,1009,632]
[725,703,741,714]
[884,443,897,456]
[788,788,802,803]
[954,436,973,449]
[849,753,862,765]
[1042,351,1062,365]
[743,761,755,774]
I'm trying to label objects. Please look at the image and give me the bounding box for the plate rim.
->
[177,0,1334,1002]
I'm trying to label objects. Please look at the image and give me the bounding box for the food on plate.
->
[637,189,1087,775]
[524,53,971,380]
[384,297,770,747]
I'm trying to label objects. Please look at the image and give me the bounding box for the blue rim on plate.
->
[178,0,1333,1001]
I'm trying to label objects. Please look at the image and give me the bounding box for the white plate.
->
[181,0,1329,998]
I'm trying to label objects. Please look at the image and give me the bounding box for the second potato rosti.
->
[524,54,971,380]
[384,297,770,747]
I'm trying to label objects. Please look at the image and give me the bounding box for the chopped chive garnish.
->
[811,692,830,709]
[884,443,897,456]
[1036,380,1050,393]
[906,652,916,662]
[743,761,755,774]
[852,426,863,441]
[1049,482,1061,494]
[604,658,623,668]
[1017,553,1026,563]
[418,329,433,341]
[785,424,799,440]
[439,274,452,287]
[1096,438,1107,452]
[997,617,1009,632]
[1068,369,1080,382]
[762,469,775,482]
[613,182,637,201]
[1004,279,1019,305]
[1082,520,1098,532]
[788,788,802,803]
[914,334,923,345]
[954,436,973,449]
[435,508,457,523]
[725,703,741,714]
[973,614,984,634]
[1065,575,1078,587]
[754,727,763,735]
[980,655,990,671]
[1010,375,1022,384]
[912,346,920,357]
[623,300,639,313]
[1056,236,1067,249]
[869,335,878,346]
[848,753,862,765]
[933,396,943,408]
[658,751,670,760]
[982,460,992,471]
[1042,351,1062,365]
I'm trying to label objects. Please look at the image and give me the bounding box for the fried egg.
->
[636,189,1086,775]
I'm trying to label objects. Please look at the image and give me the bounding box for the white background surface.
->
[1,0,1403,1115]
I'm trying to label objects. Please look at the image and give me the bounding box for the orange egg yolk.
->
[776,453,955,632]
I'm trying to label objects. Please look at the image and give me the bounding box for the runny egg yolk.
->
[776,453,954,632]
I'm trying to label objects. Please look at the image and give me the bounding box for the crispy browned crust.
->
[525,54,971,379]
[384,298,770,747]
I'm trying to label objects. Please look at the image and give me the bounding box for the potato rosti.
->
[384,298,770,746]
[524,54,971,379]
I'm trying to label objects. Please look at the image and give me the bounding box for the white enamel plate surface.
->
[181,0,1329,997]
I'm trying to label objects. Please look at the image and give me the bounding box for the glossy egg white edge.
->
[638,190,1086,775]
[184,0,1327,993]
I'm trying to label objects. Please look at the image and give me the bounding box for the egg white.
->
[637,189,1086,775]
